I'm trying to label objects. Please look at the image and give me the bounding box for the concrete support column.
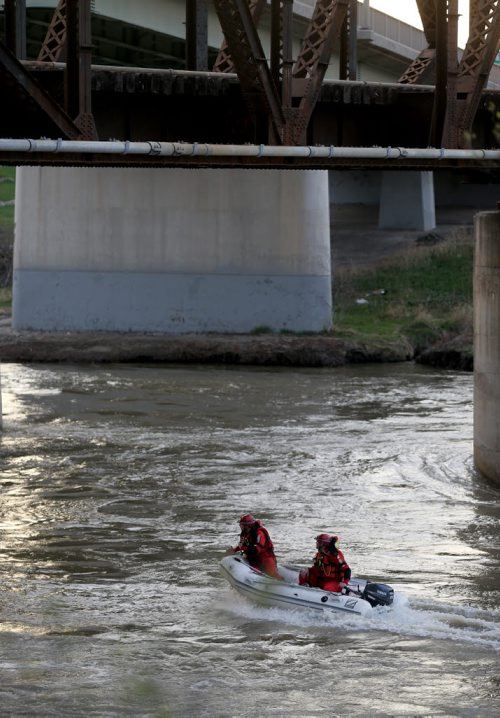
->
[474,209,500,485]
[13,167,332,334]
[379,171,436,231]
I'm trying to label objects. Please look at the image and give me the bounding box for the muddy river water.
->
[0,361,499,717]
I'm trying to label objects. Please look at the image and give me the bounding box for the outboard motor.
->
[362,582,394,607]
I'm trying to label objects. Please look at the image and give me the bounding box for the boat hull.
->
[220,555,374,617]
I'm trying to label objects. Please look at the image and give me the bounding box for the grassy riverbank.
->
[332,228,473,358]
[0,166,15,229]
[0,166,15,288]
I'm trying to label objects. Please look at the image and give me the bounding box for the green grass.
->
[332,231,473,349]
[0,286,12,309]
[0,166,15,231]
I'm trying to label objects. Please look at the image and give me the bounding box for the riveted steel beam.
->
[269,0,295,143]
[65,0,97,139]
[399,0,436,84]
[38,0,67,62]
[339,0,357,81]
[213,0,285,142]
[292,0,349,144]
[0,41,82,139]
[441,0,460,147]
[452,0,500,146]
[417,0,439,45]
[429,0,452,146]
[213,0,266,73]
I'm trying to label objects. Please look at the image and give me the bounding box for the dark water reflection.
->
[0,362,499,717]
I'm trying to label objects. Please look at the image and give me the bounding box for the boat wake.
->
[384,596,500,652]
[220,589,500,652]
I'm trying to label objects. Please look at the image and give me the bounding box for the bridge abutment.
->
[474,209,500,485]
[13,167,332,334]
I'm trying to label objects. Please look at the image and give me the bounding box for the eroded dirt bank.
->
[0,316,471,370]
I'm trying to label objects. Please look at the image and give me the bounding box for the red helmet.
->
[239,514,256,526]
[316,533,332,547]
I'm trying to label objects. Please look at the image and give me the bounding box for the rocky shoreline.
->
[0,315,472,370]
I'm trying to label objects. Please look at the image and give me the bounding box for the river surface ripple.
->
[0,362,499,717]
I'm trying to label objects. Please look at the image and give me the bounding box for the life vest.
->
[311,547,351,585]
[239,521,276,565]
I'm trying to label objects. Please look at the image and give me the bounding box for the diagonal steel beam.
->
[453,0,500,146]
[213,0,285,142]
[416,0,439,45]
[38,0,67,62]
[213,0,266,73]
[292,0,349,144]
[0,41,83,139]
[399,0,437,83]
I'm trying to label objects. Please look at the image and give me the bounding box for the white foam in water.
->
[220,589,500,651]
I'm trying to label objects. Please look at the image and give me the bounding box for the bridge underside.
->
[0,63,499,171]
[2,1,500,171]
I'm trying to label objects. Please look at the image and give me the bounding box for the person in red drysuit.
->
[230,514,282,579]
[299,533,351,593]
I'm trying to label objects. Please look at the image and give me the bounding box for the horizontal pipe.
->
[0,138,499,161]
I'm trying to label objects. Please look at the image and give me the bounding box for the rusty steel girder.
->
[292,0,349,143]
[293,0,348,79]
[65,0,97,139]
[0,40,82,139]
[447,0,500,146]
[458,0,500,89]
[339,0,358,81]
[212,0,266,73]
[400,1,500,148]
[213,0,349,145]
[399,0,437,84]
[212,0,286,142]
[38,0,67,62]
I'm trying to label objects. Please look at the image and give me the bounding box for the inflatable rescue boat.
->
[220,555,394,617]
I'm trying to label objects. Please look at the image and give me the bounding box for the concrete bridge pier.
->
[378,171,436,231]
[474,208,500,485]
[330,170,436,232]
[13,167,332,334]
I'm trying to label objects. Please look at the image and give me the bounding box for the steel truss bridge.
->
[1,0,500,170]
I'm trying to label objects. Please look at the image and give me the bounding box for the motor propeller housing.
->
[362,582,394,607]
